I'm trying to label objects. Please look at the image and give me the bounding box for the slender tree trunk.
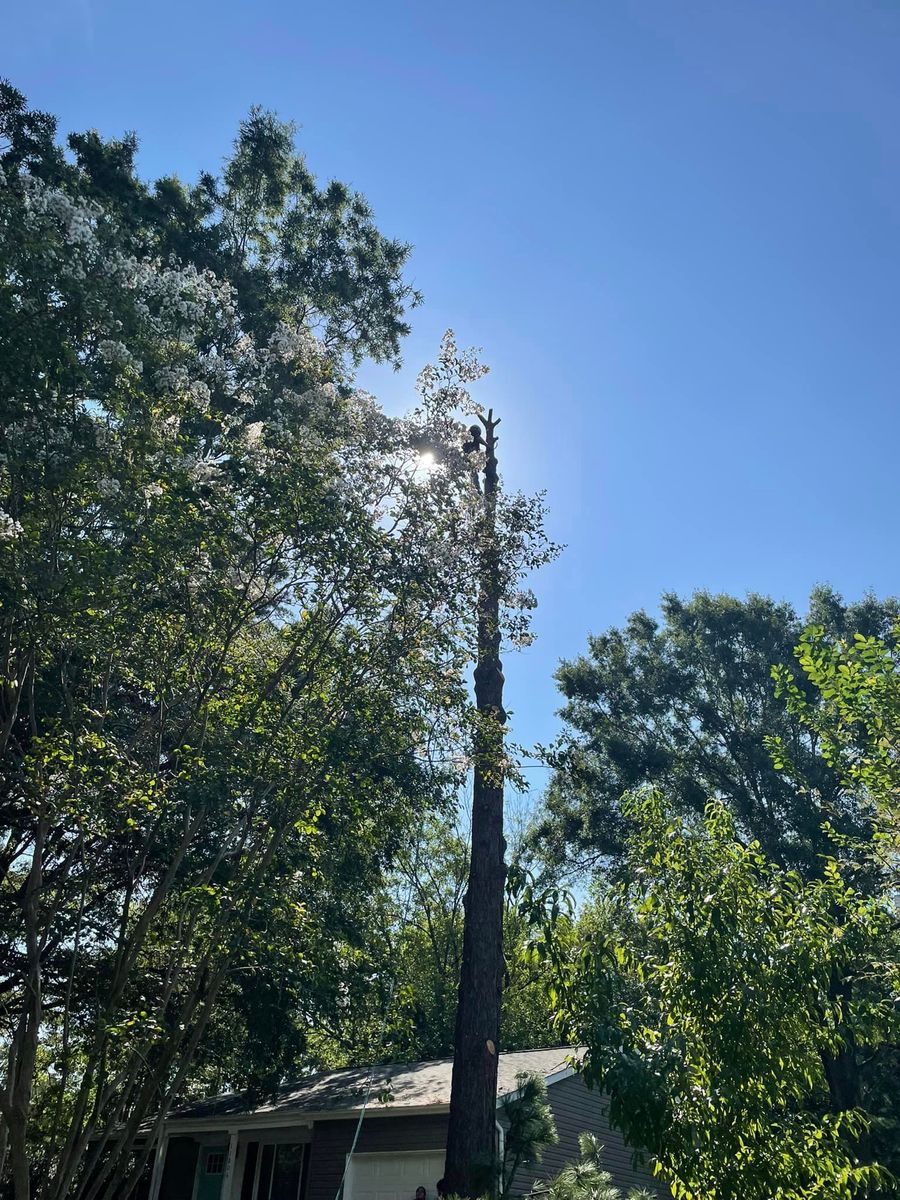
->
[7,1115,30,1200]
[444,412,506,1199]
[0,1116,9,1182]
[2,814,47,1200]
[821,969,869,1166]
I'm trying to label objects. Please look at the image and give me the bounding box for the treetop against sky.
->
[6,0,900,784]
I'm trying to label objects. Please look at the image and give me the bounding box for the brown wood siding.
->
[502,1075,663,1198]
[306,1114,449,1200]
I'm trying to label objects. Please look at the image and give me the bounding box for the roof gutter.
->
[161,1102,451,1137]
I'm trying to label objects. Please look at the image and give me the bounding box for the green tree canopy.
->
[525,590,900,1195]
[535,588,898,877]
[558,791,898,1200]
[1,80,420,371]
[302,814,561,1068]
[774,620,900,867]
[0,89,554,1200]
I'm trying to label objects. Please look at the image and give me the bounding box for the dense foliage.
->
[774,621,900,1168]
[0,82,419,373]
[558,790,897,1199]
[301,817,560,1068]
[535,588,898,877]
[774,621,900,872]
[524,591,900,1198]
[0,88,553,1200]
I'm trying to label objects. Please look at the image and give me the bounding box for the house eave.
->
[160,1049,584,1137]
[496,1059,581,1108]
[162,1102,451,1136]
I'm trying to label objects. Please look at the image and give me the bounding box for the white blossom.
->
[187,458,221,483]
[267,322,321,364]
[98,340,142,374]
[96,477,121,499]
[0,511,24,541]
[188,380,211,409]
[155,365,190,393]
[22,179,100,248]
[199,349,229,382]
[160,414,181,437]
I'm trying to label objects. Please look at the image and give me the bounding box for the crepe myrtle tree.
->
[0,124,555,1200]
[0,80,420,373]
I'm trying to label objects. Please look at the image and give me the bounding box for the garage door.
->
[344,1151,445,1200]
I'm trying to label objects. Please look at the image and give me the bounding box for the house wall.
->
[155,1080,665,1200]
[501,1075,662,1198]
[306,1114,449,1200]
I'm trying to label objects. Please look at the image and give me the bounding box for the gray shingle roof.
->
[170,1047,583,1122]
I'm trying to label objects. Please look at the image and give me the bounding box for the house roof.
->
[170,1047,583,1122]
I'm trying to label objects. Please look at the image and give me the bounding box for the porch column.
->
[221,1130,241,1200]
[147,1132,169,1200]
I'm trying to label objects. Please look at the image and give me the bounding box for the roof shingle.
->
[171,1047,583,1122]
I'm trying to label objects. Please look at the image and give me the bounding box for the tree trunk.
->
[444,412,506,1199]
[821,968,870,1170]
[3,816,46,1200]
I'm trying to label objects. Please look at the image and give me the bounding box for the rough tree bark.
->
[444,411,506,1199]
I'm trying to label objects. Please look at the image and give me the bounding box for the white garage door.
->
[344,1151,445,1200]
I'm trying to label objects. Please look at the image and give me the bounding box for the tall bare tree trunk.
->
[444,412,506,1199]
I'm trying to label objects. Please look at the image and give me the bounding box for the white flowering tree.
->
[1,82,420,375]
[0,90,556,1200]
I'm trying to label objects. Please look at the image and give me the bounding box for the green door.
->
[195,1146,228,1200]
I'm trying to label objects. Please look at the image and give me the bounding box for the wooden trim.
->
[252,1143,264,1200]
[542,1065,579,1089]
[295,1144,307,1200]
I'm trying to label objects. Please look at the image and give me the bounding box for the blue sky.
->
[7,0,900,802]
